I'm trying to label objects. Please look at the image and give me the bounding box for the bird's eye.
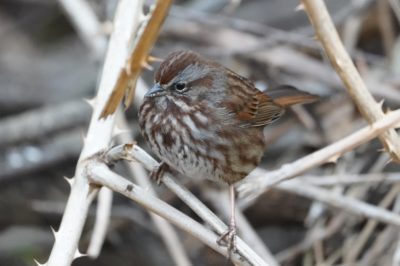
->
[174,82,186,91]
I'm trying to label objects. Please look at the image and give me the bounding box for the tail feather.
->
[267,85,319,107]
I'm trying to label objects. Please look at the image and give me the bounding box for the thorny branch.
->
[238,109,400,200]
[301,0,400,162]
[43,1,141,265]
[5,0,400,265]
[44,0,267,265]
[100,0,173,117]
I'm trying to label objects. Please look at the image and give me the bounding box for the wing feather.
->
[218,75,285,128]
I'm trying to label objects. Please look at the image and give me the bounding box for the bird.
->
[138,50,318,252]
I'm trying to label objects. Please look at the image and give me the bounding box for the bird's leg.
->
[217,184,237,253]
[149,162,170,185]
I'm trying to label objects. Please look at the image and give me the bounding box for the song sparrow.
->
[139,50,317,252]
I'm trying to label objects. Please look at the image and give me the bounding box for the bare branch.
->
[117,110,192,266]
[0,100,90,146]
[86,187,113,258]
[100,0,173,117]
[243,168,400,228]
[238,109,400,200]
[126,144,270,265]
[52,0,111,258]
[301,0,400,162]
[88,162,259,266]
[344,184,400,263]
[299,173,400,186]
[45,1,141,265]
[203,188,279,266]
[58,0,107,57]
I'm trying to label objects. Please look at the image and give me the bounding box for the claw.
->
[149,162,170,185]
[217,224,237,254]
[217,184,238,255]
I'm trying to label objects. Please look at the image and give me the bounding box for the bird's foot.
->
[149,162,170,185]
[217,223,237,254]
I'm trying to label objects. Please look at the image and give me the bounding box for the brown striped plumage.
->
[138,50,318,251]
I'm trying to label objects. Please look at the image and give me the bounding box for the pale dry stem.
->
[44,1,141,265]
[87,162,260,266]
[301,0,400,162]
[116,109,192,266]
[238,109,400,201]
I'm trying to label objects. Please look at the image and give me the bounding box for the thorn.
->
[113,125,130,137]
[378,100,385,109]
[50,226,57,237]
[125,61,132,75]
[148,55,163,62]
[336,59,344,68]
[295,3,305,11]
[74,249,87,259]
[64,176,75,187]
[385,158,393,166]
[84,97,96,108]
[141,61,154,71]
[327,154,340,163]
[140,13,149,23]
[386,142,397,153]
[34,259,46,266]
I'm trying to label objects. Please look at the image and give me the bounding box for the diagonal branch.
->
[117,111,192,266]
[301,0,400,162]
[87,162,261,266]
[58,0,107,57]
[100,0,173,117]
[125,144,270,266]
[238,109,400,201]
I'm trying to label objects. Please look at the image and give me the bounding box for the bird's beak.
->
[145,83,165,98]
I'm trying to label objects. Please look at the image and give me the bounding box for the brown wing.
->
[267,85,319,107]
[219,72,285,128]
[237,90,285,127]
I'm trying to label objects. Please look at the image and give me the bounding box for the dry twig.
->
[87,162,260,266]
[246,169,400,227]
[117,110,192,266]
[238,109,400,200]
[100,0,173,117]
[344,184,400,263]
[43,1,141,265]
[301,0,400,162]
[125,144,270,265]
[0,100,90,146]
[58,0,106,57]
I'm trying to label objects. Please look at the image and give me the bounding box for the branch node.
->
[74,249,87,259]
[148,55,163,62]
[141,61,154,71]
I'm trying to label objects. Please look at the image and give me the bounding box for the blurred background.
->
[1,0,400,265]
